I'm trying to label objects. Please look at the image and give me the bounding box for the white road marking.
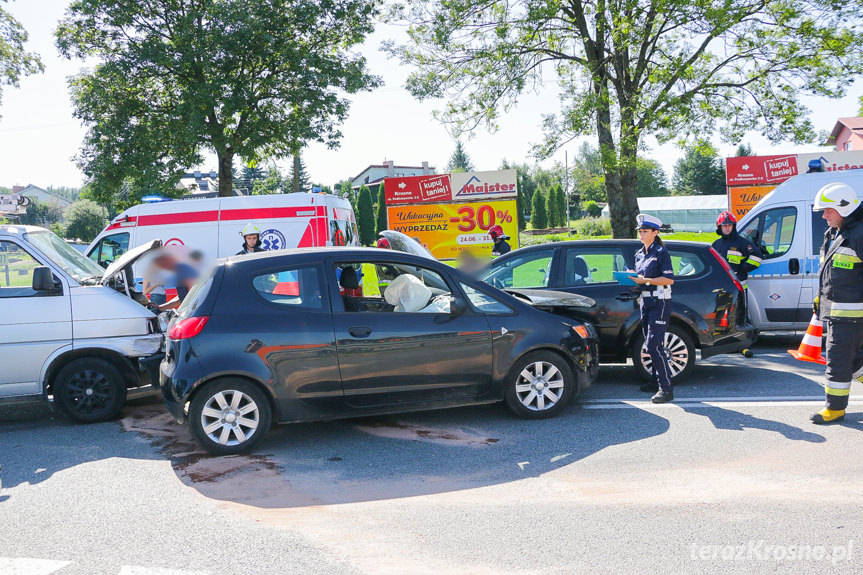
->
[578,397,863,410]
[0,558,71,575]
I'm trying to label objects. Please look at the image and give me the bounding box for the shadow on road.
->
[680,403,826,442]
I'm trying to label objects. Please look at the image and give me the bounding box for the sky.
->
[0,0,861,191]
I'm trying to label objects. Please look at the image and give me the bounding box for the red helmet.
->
[488,224,504,239]
[376,237,390,249]
[716,211,737,226]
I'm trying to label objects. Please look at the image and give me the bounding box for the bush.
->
[530,189,548,229]
[356,185,376,245]
[573,217,612,237]
[583,200,603,218]
[64,199,108,243]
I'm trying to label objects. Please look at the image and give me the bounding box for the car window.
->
[563,247,627,285]
[0,241,42,297]
[668,250,706,277]
[334,261,451,313]
[811,211,829,255]
[481,248,554,288]
[251,266,322,309]
[91,233,130,268]
[740,207,796,259]
[460,282,513,314]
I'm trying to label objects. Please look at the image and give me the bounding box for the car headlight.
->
[157,312,170,333]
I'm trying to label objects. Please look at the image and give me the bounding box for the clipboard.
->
[613,271,638,286]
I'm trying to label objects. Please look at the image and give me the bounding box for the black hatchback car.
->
[481,240,755,381]
[160,248,599,454]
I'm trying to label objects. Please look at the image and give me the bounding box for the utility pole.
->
[565,150,571,236]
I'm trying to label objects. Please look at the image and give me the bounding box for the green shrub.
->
[574,217,612,236]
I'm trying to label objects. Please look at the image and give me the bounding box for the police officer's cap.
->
[636,214,662,230]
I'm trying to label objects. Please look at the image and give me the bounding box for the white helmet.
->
[813,182,860,218]
[240,223,260,237]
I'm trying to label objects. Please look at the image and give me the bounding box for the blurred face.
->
[244,234,259,248]
[720,223,734,235]
[822,208,843,229]
[637,228,657,247]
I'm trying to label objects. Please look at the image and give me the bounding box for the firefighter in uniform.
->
[236,223,266,255]
[811,182,863,424]
[632,214,676,403]
[712,210,763,356]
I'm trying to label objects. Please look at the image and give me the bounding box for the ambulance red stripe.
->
[109,206,328,229]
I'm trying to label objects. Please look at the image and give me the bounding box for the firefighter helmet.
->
[240,223,260,237]
[813,182,860,218]
[488,224,505,239]
[376,237,390,249]
[716,211,737,235]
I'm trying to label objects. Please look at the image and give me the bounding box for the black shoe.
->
[651,390,674,403]
[640,383,659,393]
[742,348,754,358]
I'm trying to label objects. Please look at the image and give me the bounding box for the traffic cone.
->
[787,314,827,365]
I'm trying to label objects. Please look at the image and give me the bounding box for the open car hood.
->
[504,288,596,310]
[99,239,162,285]
[379,230,436,260]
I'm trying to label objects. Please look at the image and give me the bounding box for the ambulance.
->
[86,193,359,271]
[736,168,863,331]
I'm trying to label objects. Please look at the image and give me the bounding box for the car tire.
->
[631,324,696,382]
[504,351,574,420]
[189,379,272,455]
[53,358,128,423]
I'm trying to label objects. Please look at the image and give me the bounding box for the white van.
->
[86,193,359,271]
[0,225,164,422]
[736,169,863,331]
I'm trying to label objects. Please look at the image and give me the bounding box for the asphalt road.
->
[1,333,862,575]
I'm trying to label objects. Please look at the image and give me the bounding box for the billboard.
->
[384,174,453,205]
[387,199,518,259]
[450,169,518,200]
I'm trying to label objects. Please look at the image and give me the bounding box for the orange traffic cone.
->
[787,314,827,365]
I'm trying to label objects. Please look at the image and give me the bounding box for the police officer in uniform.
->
[632,214,676,403]
[712,210,763,356]
[810,182,863,424]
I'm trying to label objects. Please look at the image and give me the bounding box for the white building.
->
[601,195,728,232]
[349,160,435,192]
[12,184,73,209]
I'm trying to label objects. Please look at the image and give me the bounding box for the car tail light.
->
[709,247,745,292]
[572,325,590,338]
[167,316,209,340]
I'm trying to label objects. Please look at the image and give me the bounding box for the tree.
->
[0,2,43,121]
[238,163,266,193]
[673,141,726,196]
[584,200,603,218]
[500,159,536,214]
[19,199,66,228]
[447,141,475,173]
[389,1,863,238]
[251,165,286,195]
[340,180,358,213]
[64,199,107,243]
[735,143,754,157]
[636,159,670,198]
[289,155,311,193]
[375,185,388,235]
[530,189,548,229]
[356,185,375,245]
[546,184,566,228]
[57,0,381,208]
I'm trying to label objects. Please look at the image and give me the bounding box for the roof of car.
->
[224,246,441,266]
[512,239,711,250]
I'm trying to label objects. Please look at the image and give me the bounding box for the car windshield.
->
[24,229,105,284]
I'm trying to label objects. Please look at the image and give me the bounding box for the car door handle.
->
[348,326,373,338]
[789,258,800,275]
[615,292,637,301]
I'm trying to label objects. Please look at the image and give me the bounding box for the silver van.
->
[737,169,863,331]
[0,225,164,422]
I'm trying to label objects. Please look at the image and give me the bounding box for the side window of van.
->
[91,233,130,268]
[739,207,796,259]
[811,211,829,255]
[0,241,41,297]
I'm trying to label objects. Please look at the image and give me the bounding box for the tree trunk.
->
[293,155,300,194]
[217,150,234,197]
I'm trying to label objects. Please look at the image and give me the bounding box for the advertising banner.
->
[728,185,778,219]
[726,150,863,186]
[384,174,453,205]
[450,169,518,201]
[387,199,519,259]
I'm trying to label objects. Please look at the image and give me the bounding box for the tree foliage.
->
[530,189,548,229]
[375,185,388,235]
[237,163,266,192]
[447,141,475,173]
[0,1,43,120]
[673,141,726,195]
[251,164,287,195]
[19,199,66,228]
[57,0,381,208]
[546,184,566,228]
[389,0,863,237]
[356,185,376,245]
[64,199,107,243]
[289,155,312,193]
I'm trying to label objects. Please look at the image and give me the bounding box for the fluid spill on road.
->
[353,420,500,446]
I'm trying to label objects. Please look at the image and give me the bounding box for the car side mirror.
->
[32,266,56,291]
[450,295,468,318]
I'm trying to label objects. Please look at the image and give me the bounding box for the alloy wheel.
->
[200,389,260,446]
[640,332,690,377]
[514,361,565,411]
